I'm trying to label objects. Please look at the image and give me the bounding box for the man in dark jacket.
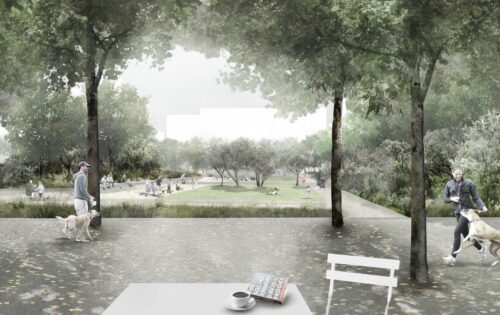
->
[442,167,488,266]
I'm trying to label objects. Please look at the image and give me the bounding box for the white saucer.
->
[224,297,256,311]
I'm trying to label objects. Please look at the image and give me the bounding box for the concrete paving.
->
[0,196,499,314]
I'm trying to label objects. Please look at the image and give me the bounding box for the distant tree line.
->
[0,75,333,188]
[158,129,332,188]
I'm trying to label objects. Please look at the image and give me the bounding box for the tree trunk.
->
[295,171,299,186]
[84,37,101,225]
[108,147,114,175]
[39,155,42,179]
[83,7,108,226]
[260,175,266,187]
[86,79,101,226]
[409,68,428,282]
[406,5,429,281]
[214,168,224,186]
[226,169,239,187]
[331,93,344,228]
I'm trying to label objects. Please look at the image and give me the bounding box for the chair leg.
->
[384,287,393,315]
[325,280,334,315]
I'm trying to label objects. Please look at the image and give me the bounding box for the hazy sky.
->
[118,46,327,141]
[167,107,328,141]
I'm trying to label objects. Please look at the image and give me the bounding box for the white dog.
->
[56,210,100,242]
[453,209,500,267]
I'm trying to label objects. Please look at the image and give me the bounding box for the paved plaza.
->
[0,195,499,314]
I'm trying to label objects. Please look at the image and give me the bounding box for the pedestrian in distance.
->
[36,181,45,198]
[442,167,488,266]
[25,180,36,198]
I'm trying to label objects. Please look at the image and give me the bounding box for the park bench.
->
[325,253,399,315]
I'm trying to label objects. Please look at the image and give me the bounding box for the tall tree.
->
[207,140,230,186]
[251,140,277,187]
[196,0,499,282]
[157,138,183,171]
[180,137,207,172]
[98,82,154,174]
[116,137,161,178]
[226,138,253,187]
[340,0,499,282]
[400,0,496,282]
[193,0,358,227]
[20,0,197,223]
[283,142,312,187]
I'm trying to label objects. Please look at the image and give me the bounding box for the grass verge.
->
[0,200,330,218]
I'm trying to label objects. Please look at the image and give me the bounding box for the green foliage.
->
[98,81,155,173]
[423,129,459,197]
[0,201,330,218]
[453,110,500,208]
[206,139,229,184]
[426,199,500,218]
[3,86,86,176]
[116,137,161,178]
[179,137,207,172]
[21,0,198,89]
[251,140,278,187]
[0,198,72,218]
[0,156,34,187]
[0,3,44,112]
[157,138,183,171]
[224,138,254,186]
[283,142,312,185]
[343,109,499,215]
[302,128,332,175]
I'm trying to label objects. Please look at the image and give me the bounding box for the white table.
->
[103,283,312,315]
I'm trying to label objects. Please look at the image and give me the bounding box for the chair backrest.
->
[325,254,400,315]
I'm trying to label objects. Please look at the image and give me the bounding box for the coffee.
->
[233,292,249,298]
[231,291,251,307]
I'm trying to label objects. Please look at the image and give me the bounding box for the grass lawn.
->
[164,182,323,204]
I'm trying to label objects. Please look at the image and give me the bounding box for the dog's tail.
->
[55,216,65,222]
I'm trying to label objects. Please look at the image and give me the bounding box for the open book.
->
[247,272,288,304]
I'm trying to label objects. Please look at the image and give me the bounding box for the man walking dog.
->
[74,161,95,217]
[442,167,488,266]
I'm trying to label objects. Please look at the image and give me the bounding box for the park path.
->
[1,182,499,314]
[319,187,406,218]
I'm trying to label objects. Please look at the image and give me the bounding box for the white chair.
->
[325,254,400,315]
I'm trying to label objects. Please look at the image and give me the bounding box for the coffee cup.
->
[231,291,251,307]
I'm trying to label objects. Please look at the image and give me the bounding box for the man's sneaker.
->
[443,255,456,266]
[479,244,488,262]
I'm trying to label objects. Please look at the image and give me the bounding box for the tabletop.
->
[103,283,312,315]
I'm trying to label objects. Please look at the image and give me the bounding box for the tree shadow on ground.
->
[208,185,270,194]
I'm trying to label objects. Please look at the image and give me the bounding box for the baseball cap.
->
[78,161,91,168]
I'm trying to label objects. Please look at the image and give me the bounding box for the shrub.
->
[0,201,330,218]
